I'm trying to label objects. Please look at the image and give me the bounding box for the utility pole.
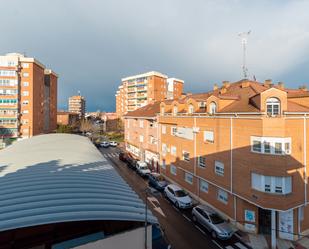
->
[238,30,251,79]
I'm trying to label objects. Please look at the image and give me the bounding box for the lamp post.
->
[144,188,149,249]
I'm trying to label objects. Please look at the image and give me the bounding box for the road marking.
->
[172,205,180,212]
[234,242,248,249]
[194,225,206,235]
[234,233,242,240]
[225,246,234,249]
[182,214,191,222]
[212,239,224,249]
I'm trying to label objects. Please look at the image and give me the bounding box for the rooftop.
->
[0,134,157,232]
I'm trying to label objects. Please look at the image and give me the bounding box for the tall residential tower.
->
[0,53,57,140]
[115,71,183,117]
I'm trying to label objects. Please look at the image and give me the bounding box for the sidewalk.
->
[236,230,297,249]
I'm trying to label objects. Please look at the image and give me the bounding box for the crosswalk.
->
[102,153,119,158]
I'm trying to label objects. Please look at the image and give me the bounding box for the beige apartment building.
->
[0,53,57,141]
[157,79,309,247]
[124,101,161,171]
[69,95,86,118]
[115,71,183,117]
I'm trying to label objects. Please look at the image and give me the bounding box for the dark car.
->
[118,152,128,162]
[148,173,168,192]
[126,157,137,170]
[152,224,171,249]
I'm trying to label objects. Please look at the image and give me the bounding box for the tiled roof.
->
[124,101,161,118]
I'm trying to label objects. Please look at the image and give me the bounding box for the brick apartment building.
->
[0,53,57,140]
[69,95,86,118]
[158,79,309,243]
[115,71,183,117]
[57,111,79,126]
[124,79,309,245]
[124,101,161,171]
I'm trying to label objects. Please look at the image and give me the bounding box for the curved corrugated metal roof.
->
[0,134,157,232]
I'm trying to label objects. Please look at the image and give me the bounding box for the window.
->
[264,141,271,153]
[275,142,282,154]
[161,159,166,169]
[162,143,168,156]
[162,125,166,134]
[188,104,194,114]
[22,110,29,114]
[139,120,144,128]
[200,179,209,193]
[252,140,261,152]
[185,172,193,184]
[215,161,224,176]
[139,135,144,142]
[209,102,217,114]
[170,164,177,175]
[0,70,16,76]
[22,72,29,77]
[251,136,291,155]
[173,105,178,116]
[161,107,165,114]
[21,119,29,125]
[149,136,156,144]
[251,173,292,194]
[217,189,228,204]
[199,102,206,108]
[171,126,177,136]
[204,130,214,143]
[23,82,29,87]
[22,63,29,68]
[22,100,29,105]
[198,156,206,168]
[171,146,177,156]
[266,97,280,116]
[22,91,29,96]
[183,151,190,162]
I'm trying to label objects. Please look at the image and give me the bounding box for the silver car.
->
[192,205,234,240]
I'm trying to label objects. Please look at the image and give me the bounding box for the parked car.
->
[148,173,168,191]
[192,204,234,240]
[136,161,151,177]
[126,157,137,170]
[100,141,109,148]
[163,184,192,209]
[109,141,118,147]
[152,223,171,249]
[119,152,128,162]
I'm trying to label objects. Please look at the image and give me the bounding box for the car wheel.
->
[163,191,167,198]
[211,230,217,239]
[175,201,180,209]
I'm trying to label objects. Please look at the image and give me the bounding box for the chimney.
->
[241,80,250,88]
[213,84,218,91]
[264,79,272,88]
[278,82,285,90]
[222,81,230,88]
[220,88,227,94]
[299,85,308,91]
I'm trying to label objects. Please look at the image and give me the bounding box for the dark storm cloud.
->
[1,0,309,111]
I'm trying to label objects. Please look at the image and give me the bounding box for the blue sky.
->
[0,0,308,112]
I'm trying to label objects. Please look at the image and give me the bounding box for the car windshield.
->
[209,213,224,224]
[175,190,187,197]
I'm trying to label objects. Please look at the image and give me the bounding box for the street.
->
[99,146,251,249]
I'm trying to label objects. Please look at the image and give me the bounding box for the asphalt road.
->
[99,146,251,249]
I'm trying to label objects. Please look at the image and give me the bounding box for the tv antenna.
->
[238,30,251,79]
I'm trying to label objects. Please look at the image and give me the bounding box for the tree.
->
[56,124,73,133]
[79,119,94,134]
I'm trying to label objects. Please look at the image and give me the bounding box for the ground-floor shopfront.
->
[160,163,309,248]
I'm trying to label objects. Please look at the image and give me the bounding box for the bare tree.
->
[79,119,94,134]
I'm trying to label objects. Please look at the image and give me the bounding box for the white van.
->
[136,161,151,177]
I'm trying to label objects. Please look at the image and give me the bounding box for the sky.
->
[1,0,309,112]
